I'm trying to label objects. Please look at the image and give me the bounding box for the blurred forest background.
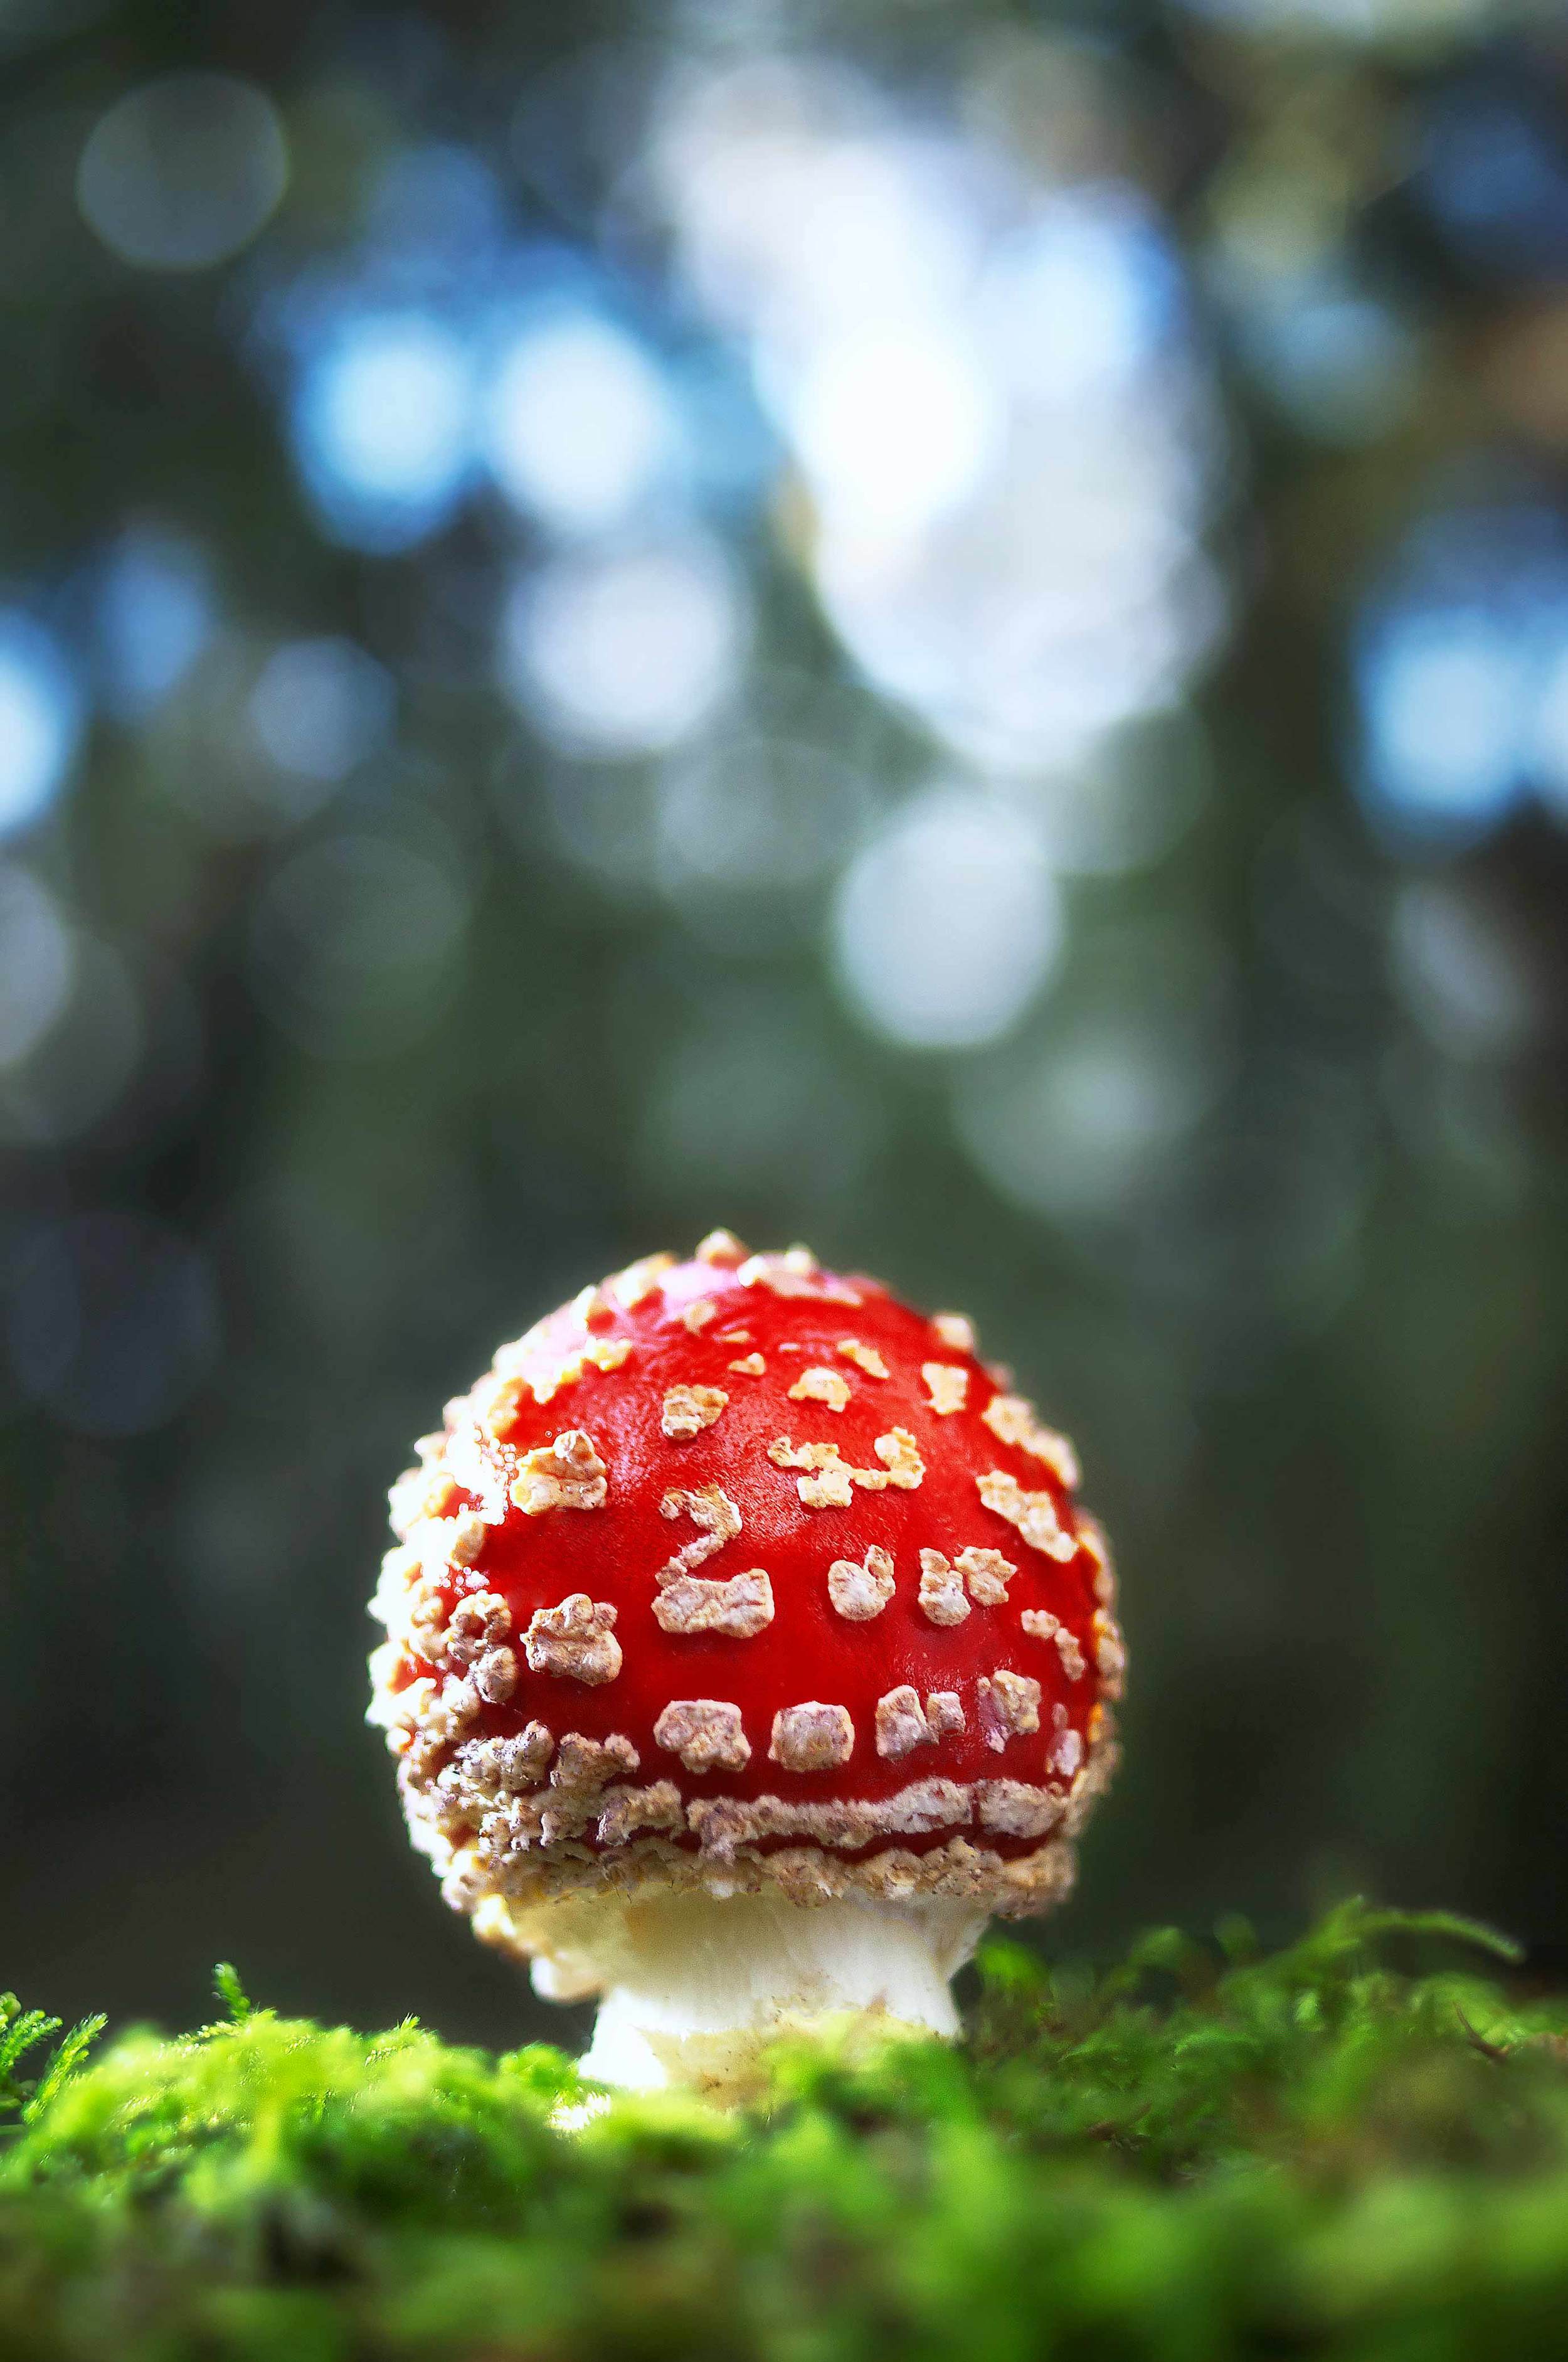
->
[3,0,1566,2048]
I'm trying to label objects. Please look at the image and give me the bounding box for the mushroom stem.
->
[541,1890,990,2097]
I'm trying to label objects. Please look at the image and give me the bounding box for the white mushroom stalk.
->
[531,1890,992,2093]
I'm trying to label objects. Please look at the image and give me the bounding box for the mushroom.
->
[368,1233,1123,2097]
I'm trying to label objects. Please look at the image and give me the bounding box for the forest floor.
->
[6,1902,1568,2360]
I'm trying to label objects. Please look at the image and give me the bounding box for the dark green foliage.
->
[5,1905,1568,2361]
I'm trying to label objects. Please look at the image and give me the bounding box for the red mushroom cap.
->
[369,1235,1123,1955]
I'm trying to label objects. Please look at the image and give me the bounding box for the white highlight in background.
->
[832,788,1061,1050]
[775,323,999,540]
[484,316,676,536]
[501,536,744,758]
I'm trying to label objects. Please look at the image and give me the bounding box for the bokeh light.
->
[95,526,215,721]
[1391,880,1537,1058]
[833,787,1062,1050]
[1419,82,1568,277]
[956,1009,1224,1224]
[0,866,75,1069]
[484,312,678,536]
[1231,272,1424,445]
[647,56,1224,775]
[501,534,745,757]
[248,638,394,787]
[1353,501,1568,844]
[0,612,82,838]
[780,322,1000,539]
[77,74,288,272]
[290,314,475,551]
[655,726,867,912]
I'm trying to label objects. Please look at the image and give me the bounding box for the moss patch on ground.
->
[6,1903,1568,2361]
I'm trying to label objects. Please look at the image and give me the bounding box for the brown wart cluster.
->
[368,1234,1124,1957]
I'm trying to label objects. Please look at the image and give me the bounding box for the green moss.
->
[6,1904,1568,2360]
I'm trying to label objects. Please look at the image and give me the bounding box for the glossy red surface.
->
[389,1250,1114,1856]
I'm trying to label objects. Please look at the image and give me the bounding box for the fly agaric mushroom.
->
[368,1235,1123,2095]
